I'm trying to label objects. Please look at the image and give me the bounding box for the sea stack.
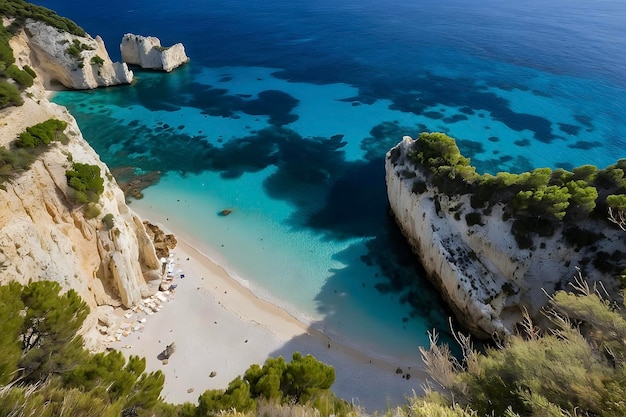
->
[120,33,189,72]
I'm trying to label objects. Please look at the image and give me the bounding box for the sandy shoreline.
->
[110,206,428,412]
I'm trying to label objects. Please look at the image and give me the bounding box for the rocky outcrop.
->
[0,99,162,309]
[143,221,178,259]
[120,34,188,72]
[1,28,162,349]
[21,19,133,89]
[385,136,625,338]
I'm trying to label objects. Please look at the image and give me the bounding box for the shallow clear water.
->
[37,0,626,361]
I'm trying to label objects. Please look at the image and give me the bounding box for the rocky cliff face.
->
[120,33,188,72]
[385,136,625,338]
[21,19,133,89]
[0,21,161,349]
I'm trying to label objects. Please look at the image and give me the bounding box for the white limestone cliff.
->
[120,33,189,72]
[0,94,162,303]
[0,25,161,349]
[385,136,625,338]
[21,19,133,89]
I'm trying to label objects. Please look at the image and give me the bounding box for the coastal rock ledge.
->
[120,34,189,72]
[385,136,625,338]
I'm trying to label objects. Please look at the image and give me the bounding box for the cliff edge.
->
[20,19,133,89]
[0,19,161,349]
[385,135,626,338]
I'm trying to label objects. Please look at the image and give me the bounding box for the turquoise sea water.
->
[38,0,626,371]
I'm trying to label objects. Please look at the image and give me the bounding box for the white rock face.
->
[1,32,162,351]
[385,136,625,338]
[23,20,133,89]
[0,101,162,311]
[120,33,189,72]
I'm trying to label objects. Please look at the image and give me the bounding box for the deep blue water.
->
[34,0,626,391]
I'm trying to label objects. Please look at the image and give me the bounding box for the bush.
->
[6,63,33,88]
[0,119,67,187]
[0,0,86,36]
[16,119,67,148]
[464,212,483,227]
[66,43,81,59]
[0,80,23,108]
[398,134,625,240]
[412,180,427,194]
[420,285,626,417]
[102,213,115,230]
[197,376,255,416]
[90,55,104,66]
[66,162,104,203]
[607,194,626,211]
[84,203,100,219]
[0,36,14,65]
[22,64,36,78]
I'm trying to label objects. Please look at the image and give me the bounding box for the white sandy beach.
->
[110,208,428,412]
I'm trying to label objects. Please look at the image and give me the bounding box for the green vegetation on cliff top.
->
[0,0,85,37]
[0,118,67,188]
[391,132,626,251]
[0,0,86,109]
[402,132,625,221]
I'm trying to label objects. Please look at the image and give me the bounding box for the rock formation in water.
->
[120,33,189,72]
[0,18,161,349]
[21,20,133,89]
[385,135,626,338]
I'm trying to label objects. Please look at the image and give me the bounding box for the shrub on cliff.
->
[102,213,115,230]
[0,81,22,108]
[0,119,67,188]
[22,64,35,78]
[84,202,101,219]
[0,1,86,109]
[66,162,105,204]
[404,132,626,248]
[16,118,67,148]
[409,132,478,194]
[607,194,626,211]
[0,25,24,107]
[65,39,93,62]
[5,63,33,87]
[90,54,104,66]
[0,145,33,187]
[0,0,86,37]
